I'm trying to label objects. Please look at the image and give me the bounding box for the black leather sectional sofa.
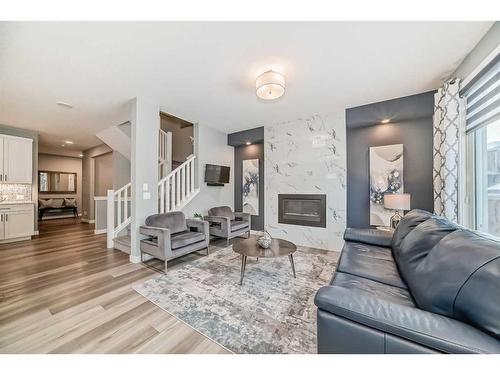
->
[314,209,500,354]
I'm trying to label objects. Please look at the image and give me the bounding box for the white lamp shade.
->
[384,193,411,210]
[256,71,285,100]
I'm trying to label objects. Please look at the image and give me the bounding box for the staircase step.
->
[113,235,131,254]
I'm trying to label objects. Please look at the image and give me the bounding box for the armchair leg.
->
[247,231,250,238]
[164,260,168,274]
[206,246,209,256]
[226,238,230,247]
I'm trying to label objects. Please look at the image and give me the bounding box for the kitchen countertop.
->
[0,201,35,205]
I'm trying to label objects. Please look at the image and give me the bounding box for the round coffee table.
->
[232,237,297,285]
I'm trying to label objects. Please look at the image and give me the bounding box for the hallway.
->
[0,219,228,353]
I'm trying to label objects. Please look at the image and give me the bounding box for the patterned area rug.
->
[133,244,339,354]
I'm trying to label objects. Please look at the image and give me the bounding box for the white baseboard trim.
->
[250,230,264,235]
[81,218,95,224]
[34,230,39,235]
[129,254,141,263]
[94,229,107,235]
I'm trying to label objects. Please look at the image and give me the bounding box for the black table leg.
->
[239,255,247,285]
[288,254,296,278]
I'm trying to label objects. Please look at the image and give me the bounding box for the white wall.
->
[264,112,346,251]
[182,123,234,218]
[453,22,499,80]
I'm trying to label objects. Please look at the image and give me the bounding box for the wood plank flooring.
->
[0,218,229,354]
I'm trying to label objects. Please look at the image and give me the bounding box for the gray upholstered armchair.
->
[139,211,210,273]
[204,206,251,246]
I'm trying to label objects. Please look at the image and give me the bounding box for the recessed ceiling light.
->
[57,101,73,108]
[79,153,84,157]
[61,144,65,147]
[246,141,251,145]
[381,119,390,124]
[64,140,74,144]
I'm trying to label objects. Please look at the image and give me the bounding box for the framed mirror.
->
[38,171,77,194]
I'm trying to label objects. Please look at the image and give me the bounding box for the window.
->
[463,55,500,237]
[471,120,500,236]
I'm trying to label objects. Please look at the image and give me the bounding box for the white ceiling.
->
[0,21,493,151]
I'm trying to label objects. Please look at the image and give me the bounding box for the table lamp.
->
[384,193,411,229]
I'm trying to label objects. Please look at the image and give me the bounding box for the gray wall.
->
[0,124,39,231]
[112,151,131,190]
[81,143,113,221]
[38,153,83,216]
[228,127,264,231]
[94,152,113,196]
[160,114,194,162]
[346,91,435,228]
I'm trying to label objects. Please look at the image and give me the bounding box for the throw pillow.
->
[63,198,77,207]
[39,198,53,208]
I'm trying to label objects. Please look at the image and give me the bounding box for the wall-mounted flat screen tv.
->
[205,164,230,186]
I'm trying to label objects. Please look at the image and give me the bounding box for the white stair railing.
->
[158,154,197,213]
[106,182,132,248]
[158,129,172,180]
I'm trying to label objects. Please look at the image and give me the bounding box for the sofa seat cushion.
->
[231,219,248,232]
[338,242,407,289]
[171,231,205,250]
[315,285,500,354]
[331,272,415,307]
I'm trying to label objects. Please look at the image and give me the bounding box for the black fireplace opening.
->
[278,194,326,228]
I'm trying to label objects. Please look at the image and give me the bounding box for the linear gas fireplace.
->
[278,194,326,228]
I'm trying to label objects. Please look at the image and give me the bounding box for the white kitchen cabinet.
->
[0,204,34,242]
[0,135,33,183]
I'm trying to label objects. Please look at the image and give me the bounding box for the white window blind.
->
[463,55,500,133]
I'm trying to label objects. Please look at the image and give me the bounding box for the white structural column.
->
[130,97,159,263]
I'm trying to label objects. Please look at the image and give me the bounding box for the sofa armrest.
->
[314,285,500,354]
[186,219,209,237]
[139,225,172,257]
[204,215,230,232]
[234,212,251,222]
[343,228,393,247]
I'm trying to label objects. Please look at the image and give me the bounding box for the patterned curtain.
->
[433,79,462,222]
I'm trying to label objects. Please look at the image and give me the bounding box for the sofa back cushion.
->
[404,227,500,338]
[391,209,433,257]
[208,206,235,220]
[395,216,458,283]
[145,212,187,234]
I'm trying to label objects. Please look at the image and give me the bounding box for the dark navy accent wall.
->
[346,91,435,228]
[228,127,264,231]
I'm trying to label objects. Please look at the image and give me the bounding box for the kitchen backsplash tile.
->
[0,184,32,202]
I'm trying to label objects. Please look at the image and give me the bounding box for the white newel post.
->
[106,189,114,248]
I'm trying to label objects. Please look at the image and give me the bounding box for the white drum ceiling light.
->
[256,70,285,100]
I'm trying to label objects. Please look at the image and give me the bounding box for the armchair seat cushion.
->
[231,219,248,231]
[171,231,206,250]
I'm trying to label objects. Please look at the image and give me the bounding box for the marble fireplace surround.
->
[264,112,346,251]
